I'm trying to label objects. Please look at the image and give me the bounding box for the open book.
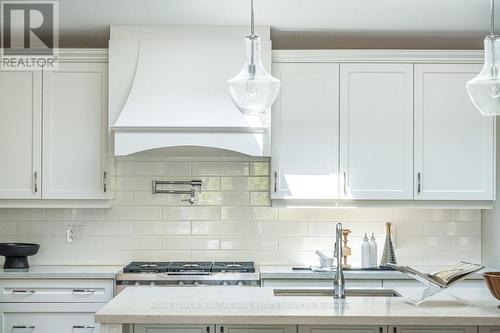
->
[388,261,484,288]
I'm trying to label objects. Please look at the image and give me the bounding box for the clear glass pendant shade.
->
[227,35,281,115]
[466,35,500,116]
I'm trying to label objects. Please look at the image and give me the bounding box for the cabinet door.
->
[0,70,42,199]
[340,64,413,199]
[42,62,109,199]
[479,327,500,333]
[299,325,386,333]
[414,64,495,200]
[392,326,477,333]
[3,312,98,333]
[271,63,340,199]
[218,325,297,333]
[135,325,214,333]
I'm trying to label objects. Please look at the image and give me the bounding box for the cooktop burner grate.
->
[123,261,171,273]
[212,261,256,273]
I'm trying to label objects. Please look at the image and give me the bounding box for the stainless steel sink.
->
[273,288,401,297]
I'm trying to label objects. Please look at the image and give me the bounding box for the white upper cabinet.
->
[0,70,42,199]
[339,64,413,199]
[272,63,340,200]
[414,64,495,200]
[42,62,109,199]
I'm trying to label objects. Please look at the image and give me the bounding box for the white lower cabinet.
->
[391,327,477,333]
[299,326,386,333]
[3,312,99,333]
[0,279,112,333]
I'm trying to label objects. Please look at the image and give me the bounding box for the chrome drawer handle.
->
[13,326,35,329]
[73,325,95,329]
[12,290,36,294]
[72,289,96,294]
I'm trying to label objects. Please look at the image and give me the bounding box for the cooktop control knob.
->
[178,281,184,286]
[237,281,244,286]
[222,281,229,286]
[194,281,199,286]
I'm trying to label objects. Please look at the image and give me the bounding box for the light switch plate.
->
[66,225,85,243]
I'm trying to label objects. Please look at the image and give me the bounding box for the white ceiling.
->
[58,0,498,49]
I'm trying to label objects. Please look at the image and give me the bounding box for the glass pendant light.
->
[227,0,281,115]
[466,0,500,116]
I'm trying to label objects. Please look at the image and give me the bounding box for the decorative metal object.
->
[380,222,397,267]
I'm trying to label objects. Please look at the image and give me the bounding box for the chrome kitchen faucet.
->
[333,223,346,299]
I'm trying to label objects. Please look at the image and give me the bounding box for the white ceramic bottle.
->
[369,233,378,268]
[361,233,371,269]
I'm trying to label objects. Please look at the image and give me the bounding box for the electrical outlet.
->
[66,225,85,243]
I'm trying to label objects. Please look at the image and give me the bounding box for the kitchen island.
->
[95,286,500,333]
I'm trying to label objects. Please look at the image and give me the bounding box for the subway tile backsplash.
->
[0,150,482,266]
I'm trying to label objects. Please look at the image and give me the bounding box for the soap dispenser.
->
[361,233,370,269]
[369,233,378,268]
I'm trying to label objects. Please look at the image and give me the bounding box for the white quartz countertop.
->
[259,266,485,280]
[0,265,121,279]
[95,286,500,326]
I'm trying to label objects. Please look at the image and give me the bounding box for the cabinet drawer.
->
[3,312,99,333]
[0,279,113,303]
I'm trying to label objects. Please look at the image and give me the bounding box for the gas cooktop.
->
[122,261,256,274]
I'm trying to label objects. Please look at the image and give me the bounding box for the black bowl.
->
[0,243,40,270]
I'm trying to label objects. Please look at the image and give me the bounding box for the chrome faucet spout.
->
[333,223,345,299]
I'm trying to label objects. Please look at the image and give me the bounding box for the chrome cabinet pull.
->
[73,325,95,329]
[13,326,35,329]
[206,326,210,333]
[417,172,421,194]
[72,289,96,294]
[12,289,36,295]
[33,171,38,193]
[343,172,347,196]
[273,171,277,192]
[103,171,108,193]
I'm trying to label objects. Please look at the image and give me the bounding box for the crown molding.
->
[272,49,484,63]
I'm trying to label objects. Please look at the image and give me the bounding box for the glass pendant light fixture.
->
[227,0,281,115]
[466,0,500,116]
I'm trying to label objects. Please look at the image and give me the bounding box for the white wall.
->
[482,121,500,270]
[0,149,482,266]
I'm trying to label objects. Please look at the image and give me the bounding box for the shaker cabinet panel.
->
[299,326,386,333]
[414,64,495,200]
[42,62,109,199]
[135,325,214,333]
[340,63,413,199]
[0,70,42,199]
[392,326,477,333]
[218,325,297,333]
[271,63,340,200]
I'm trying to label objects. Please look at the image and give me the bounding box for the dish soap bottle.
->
[369,233,378,268]
[361,233,370,269]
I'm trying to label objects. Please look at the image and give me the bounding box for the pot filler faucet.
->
[333,222,346,299]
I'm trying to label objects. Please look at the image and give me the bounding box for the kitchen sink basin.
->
[273,288,401,298]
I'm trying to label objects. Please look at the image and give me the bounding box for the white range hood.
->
[109,25,272,156]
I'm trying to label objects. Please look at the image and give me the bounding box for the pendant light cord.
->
[491,0,496,37]
[250,0,255,36]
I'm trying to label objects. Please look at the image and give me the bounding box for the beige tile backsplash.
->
[0,151,482,266]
